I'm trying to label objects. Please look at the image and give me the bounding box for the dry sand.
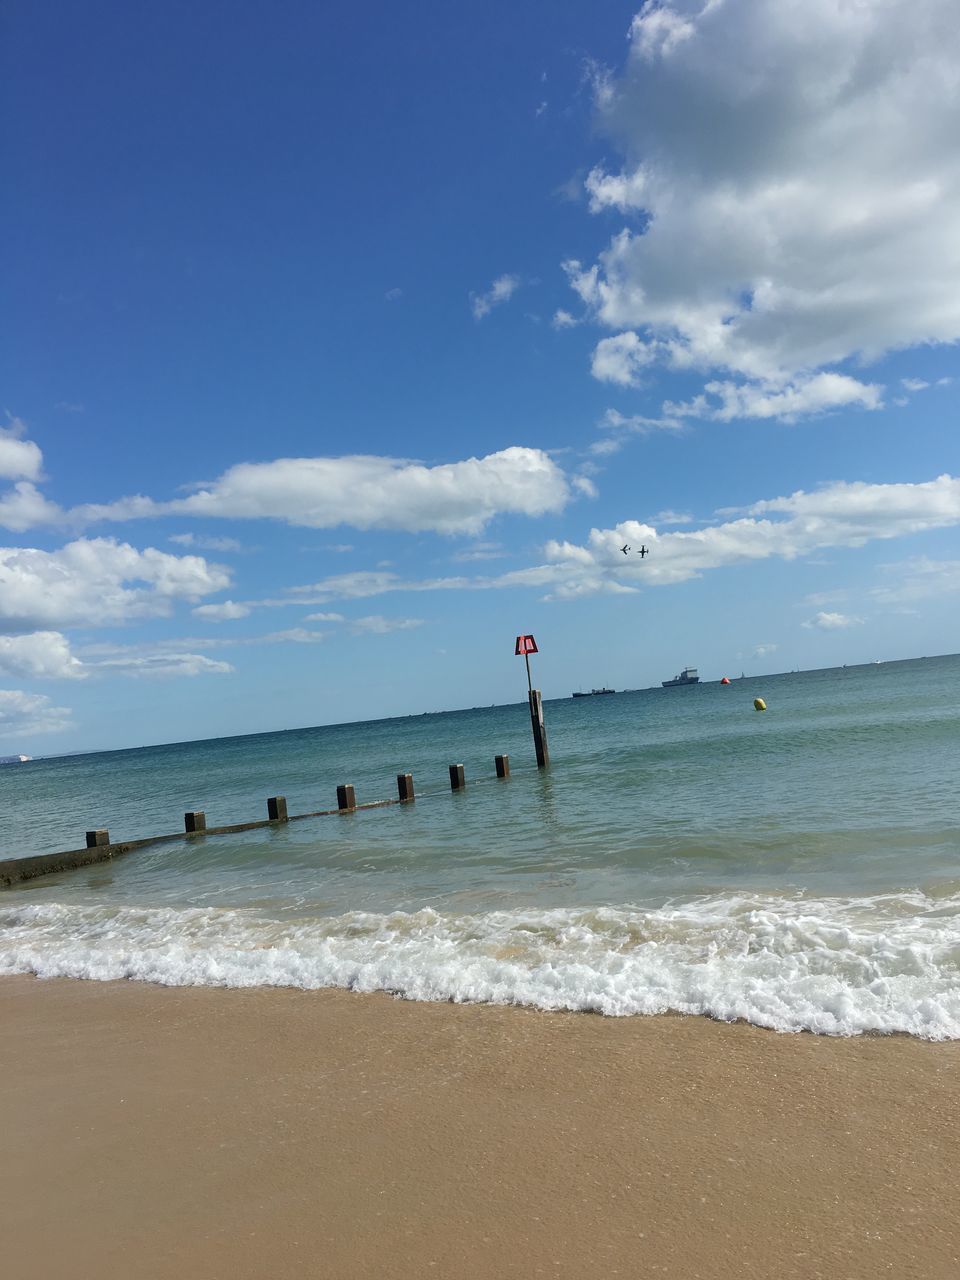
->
[2,975,959,1280]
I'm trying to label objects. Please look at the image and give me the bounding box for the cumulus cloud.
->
[0,689,73,738]
[590,331,657,386]
[0,632,87,680]
[0,630,234,680]
[470,274,520,319]
[803,611,863,630]
[571,0,960,416]
[552,309,578,329]
[41,447,570,538]
[664,374,883,422]
[0,420,43,482]
[534,473,960,598]
[0,539,231,633]
[0,482,63,532]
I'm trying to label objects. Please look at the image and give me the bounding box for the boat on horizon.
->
[662,667,699,688]
[572,687,616,698]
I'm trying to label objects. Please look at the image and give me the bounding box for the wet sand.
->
[3,976,959,1279]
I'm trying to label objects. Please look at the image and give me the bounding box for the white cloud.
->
[0,482,63,532]
[450,541,508,563]
[350,615,424,634]
[591,331,657,386]
[0,419,43,481]
[651,509,693,525]
[871,556,960,604]
[0,689,73,738]
[664,373,883,423]
[752,643,778,657]
[255,628,328,645]
[170,533,243,552]
[0,538,231,633]
[534,473,960,598]
[552,309,578,329]
[0,632,87,680]
[385,287,403,301]
[303,612,346,623]
[191,601,251,621]
[900,378,930,392]
[803,611,863,630]
[93,652,234,678]
[590,407,685,456]
[470,274,520,320]
[572,0,960,413]
[64,447,569,538]
[0,631,231,681]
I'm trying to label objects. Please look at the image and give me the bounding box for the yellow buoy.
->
[754,697,766,711]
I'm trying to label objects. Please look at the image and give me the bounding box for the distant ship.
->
[572,687,616,698]
[662,667,699,688]
[0,754,31,764]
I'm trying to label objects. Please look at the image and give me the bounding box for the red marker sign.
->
[515,634,538,655]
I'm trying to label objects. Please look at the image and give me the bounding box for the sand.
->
[2,976,959,1280]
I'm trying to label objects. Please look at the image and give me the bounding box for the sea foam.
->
[2,891,959,1038]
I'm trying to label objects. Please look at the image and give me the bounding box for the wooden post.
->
[495,754,510,778]
[397,773,415,803]
[184,811,206,833]
[267,796,288,821]
[529,689,549,768]
[85,829,110,848]
[449,763,465,791]
[337,784,356,812]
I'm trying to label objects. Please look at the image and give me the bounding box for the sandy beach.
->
[2,977,958,1279]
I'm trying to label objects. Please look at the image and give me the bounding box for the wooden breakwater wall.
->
[0,753,516,889]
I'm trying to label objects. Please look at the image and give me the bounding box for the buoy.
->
[754,697,766,711]
[720,676,730,685]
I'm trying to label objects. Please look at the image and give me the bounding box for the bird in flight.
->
[620,544,630,555]
[638,545,649,558]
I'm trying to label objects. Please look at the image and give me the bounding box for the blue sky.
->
[2,0,958,753]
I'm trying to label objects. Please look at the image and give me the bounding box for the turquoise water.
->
[2,656,959,1036]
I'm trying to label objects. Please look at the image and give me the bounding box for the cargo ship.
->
[661,667,699,688]
[572,687,615,698]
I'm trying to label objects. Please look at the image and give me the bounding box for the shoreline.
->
[4,975,959,1279]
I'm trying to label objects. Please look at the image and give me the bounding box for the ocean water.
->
[2,655,959,1037]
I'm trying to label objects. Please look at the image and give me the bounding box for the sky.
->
[1,0,958,754]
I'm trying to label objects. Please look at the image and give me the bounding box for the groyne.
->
[0,754,516,889]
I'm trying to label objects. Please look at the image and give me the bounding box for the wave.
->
[2,891,959,1038]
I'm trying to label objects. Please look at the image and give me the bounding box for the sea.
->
[1,655,958,1038]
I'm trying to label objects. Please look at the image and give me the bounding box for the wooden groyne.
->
[0,754,515,889]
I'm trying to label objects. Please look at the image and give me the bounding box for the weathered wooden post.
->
[397,773,415,803]
[449,763,465,791]
[85,829,110,848]
[515,634,549,768]
[184,811,206,833]
[337,784,356,812]
[495,754,510,778]
[267,796,288,821]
